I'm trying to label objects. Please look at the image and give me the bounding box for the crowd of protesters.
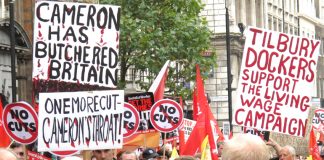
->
[0,133,313,160]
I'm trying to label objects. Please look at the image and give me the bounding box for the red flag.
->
[192,88,199,121]
[319,132,324,143]
[309,127,321,160]
[178,129,185,153]
[181,65,224,159]
[0,96,11,147]
[229,131,233,139]
[148,60,170,102]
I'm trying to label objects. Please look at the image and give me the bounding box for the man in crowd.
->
[120,151,137,160]
[222,133,270,160]
[267,138,296,160]
[278,145,296,160]
[141,148,159,160]
[92,149,115,160]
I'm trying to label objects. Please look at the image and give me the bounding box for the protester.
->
[120,151,138,160]
[141,148,159,160]
[267,138,296,160]
[266,138,282,156]
[217,141,224,157]
[92,149,116,160]
[222,133,270,160]
[0,148,17,160]
[9,142,24,160]
[157,147,171,160]
[278,145,296,160]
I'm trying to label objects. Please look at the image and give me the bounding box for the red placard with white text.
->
[27,150,51,160]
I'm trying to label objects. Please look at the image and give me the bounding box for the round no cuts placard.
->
[2,101,38,144]
[312,109,324,130]
[123,102,140,138]
[150,99,183,133]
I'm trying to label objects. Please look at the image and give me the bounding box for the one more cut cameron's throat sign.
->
[233,27,320,137]
[37,90,124,152]
[32,1,120,88]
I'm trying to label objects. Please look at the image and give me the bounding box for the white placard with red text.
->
[233,27,321,137]
[32,1,120,88]
[182,118,196,142]
[37,90,124,151]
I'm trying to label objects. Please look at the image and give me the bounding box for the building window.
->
[0,0,9,19]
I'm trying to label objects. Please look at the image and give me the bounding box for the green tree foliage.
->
[101,0,216,99]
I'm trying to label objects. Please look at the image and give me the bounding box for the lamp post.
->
[10,0,16,102]
[225,0,233,131]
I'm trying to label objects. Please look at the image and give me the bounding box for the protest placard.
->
[150,99,183,133]
[243,127,270,141]
[233,27,321,137]
[32,1,120,88]
[312,109,324,130]
[123,102,140,138]
[125,92,155,132]
[27,150,51,160]
[2,102,38,144]
[181,118,196,142]
[37,90,124,151]
[222,121,230,140]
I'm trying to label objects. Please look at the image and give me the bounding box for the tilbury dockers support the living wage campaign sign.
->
[233,27,321,137]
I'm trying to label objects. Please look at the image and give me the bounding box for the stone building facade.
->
[0,0,33,104]
[200,0,324,156]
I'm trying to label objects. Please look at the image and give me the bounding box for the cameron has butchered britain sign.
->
[233,27,321,137]
[32,1,120,88]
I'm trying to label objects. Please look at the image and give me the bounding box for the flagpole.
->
[225,0,233,131]
[10,0,16,103]
[163,135,166,159]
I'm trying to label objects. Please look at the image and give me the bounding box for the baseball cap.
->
[142,148,159,159]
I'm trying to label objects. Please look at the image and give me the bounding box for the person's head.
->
[217,141,224,157]
[141,148,159,160]
[121,151,137,160]
[92,149,115,160]
[157,148,171,160]
[222,133,270,160]
[9,142,24,160]
[0,148,17,160]
[279,145,296,160]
